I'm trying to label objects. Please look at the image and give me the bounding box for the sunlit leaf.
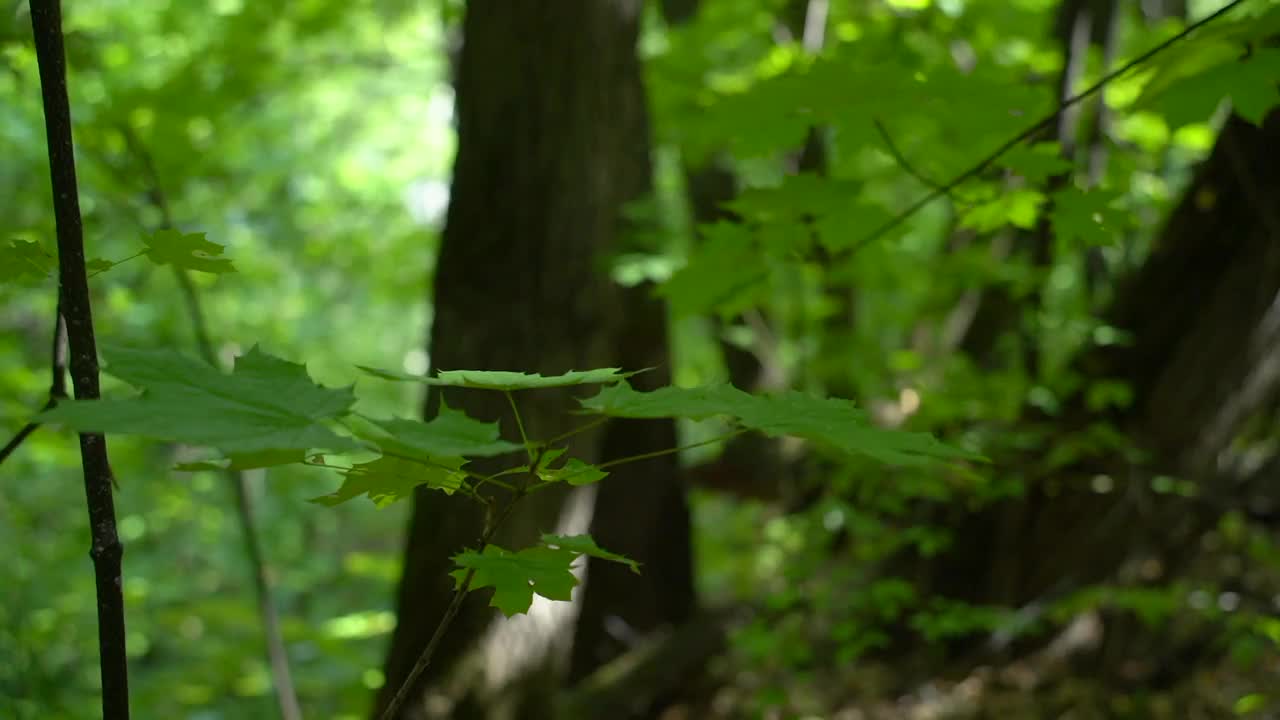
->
[451,545,579,616]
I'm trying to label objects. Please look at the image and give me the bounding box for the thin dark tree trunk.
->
[375,2,666,717]
[28,1,129,717]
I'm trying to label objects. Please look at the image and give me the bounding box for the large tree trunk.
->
[373,2,678,717]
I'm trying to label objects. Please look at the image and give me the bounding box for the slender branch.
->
[28,1,129,717]
[379,483,525,720]
[543,415,609,447]
[119,126,303,720]
[504,389,533,461]
[848,0,1249,254]
[0,304,67,466]
[873,118,948,193]
[594,428,750,472]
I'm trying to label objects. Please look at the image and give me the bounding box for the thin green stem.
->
[583,428,751,478]
[542,415,608,447]
[504,390,534,462]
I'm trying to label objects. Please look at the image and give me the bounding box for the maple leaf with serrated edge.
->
[1051,187,1125,248]
[360,401,522,459]
[357,366,639,390]
[0,239,55,283]
[311,454,466,507]
[452,545,579,616]
[540,534,640,573]
[38,345,356,455]
[142,229,235,274]
[579,382,981,466]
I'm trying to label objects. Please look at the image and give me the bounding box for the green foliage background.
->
[3,0,1280,717]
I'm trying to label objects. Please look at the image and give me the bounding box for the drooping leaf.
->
[579,382,978,466]
[38,345,356,454]
[537,457,609,486]
[540,534,640,573]
[358,366,638,390]
[311,454,467,507]
[451,545,579,616]
[142,229,236,274]
[362,401,522,459]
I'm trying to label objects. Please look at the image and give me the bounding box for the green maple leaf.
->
[362,402,522,459]
[1149,48,1280,127]
[451,545,579,616]
[537,457,608,486]
[540,534,639,574]
[580,382,978,466]
[38,345,356,454]
[958,188,1045,232]
[0,240,55,283]
[358,366,637,390]
[659,222,768,317]
[311,454,466,507]
[1051,187,1125,248]
[143,229,236,274]
[997,144,1073,185]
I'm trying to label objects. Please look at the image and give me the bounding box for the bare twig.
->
[849,0,1250,254]
[379,473,529,720]
[28,0,128,717]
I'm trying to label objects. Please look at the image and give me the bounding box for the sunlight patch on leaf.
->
[451,545,579,617]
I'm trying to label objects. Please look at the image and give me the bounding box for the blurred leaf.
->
[0,240,55,284]
[143,229,236,274]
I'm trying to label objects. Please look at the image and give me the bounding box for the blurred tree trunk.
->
[373,2,695,717]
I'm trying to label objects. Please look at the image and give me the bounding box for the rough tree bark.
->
[375,2,694,717]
